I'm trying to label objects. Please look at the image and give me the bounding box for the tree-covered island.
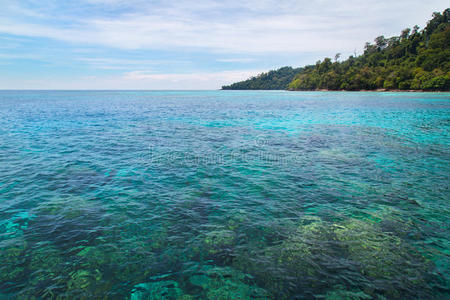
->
[222,9,449,91]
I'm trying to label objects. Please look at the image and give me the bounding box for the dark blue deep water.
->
[0,90,449,299]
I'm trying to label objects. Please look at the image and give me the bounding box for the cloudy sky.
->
[0,0,448,89]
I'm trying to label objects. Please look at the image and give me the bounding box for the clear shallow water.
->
[0,90,449,299]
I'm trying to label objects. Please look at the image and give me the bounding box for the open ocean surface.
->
[0,90,449,299]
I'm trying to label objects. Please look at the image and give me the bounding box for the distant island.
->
[222,67,303,90]
[222,9,449,91]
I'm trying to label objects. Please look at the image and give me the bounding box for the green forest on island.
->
[222,9,450,91]
[221,67,302,90]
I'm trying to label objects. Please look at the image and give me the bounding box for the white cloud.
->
[0,0,448,54]
[76,57,188,70]
[123,70,264,84]
[217,58,257,63]
[0,69,265,90]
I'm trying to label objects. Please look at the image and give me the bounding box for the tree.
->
[334,53,341,62]
[401,28,411,40]
[375,36,387,50]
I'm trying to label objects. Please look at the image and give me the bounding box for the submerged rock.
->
[320,285,373,300]
[333,218,434,297]
[67,269,102,291]
[204,229,235,255]
[0,239,27,286]
[25,196,107,250]
[189,265,269,300]
[234,215,438,299]
[130,280,191,300]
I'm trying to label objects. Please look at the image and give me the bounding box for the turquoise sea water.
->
[0,90,449,299]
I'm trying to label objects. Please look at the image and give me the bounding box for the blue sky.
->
[0,0,448,89]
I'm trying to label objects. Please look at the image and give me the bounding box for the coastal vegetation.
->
[223,9,450,91]
[221,66,302,90]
